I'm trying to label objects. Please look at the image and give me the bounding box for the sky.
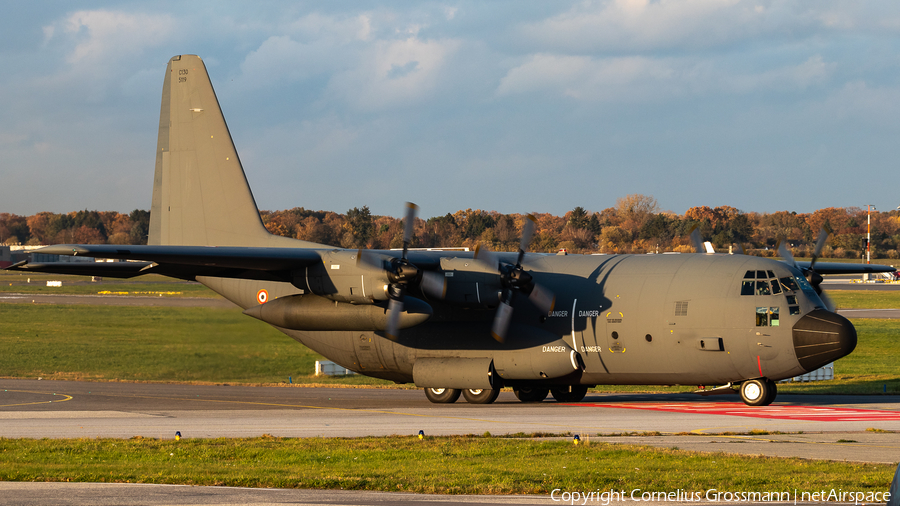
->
[2,1,900,219]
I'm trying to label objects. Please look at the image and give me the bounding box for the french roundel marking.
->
[257,289,268,304]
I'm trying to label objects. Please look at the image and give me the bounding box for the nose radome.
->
[792,309,857,372]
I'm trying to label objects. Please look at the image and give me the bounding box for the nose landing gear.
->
[740,378,777,406]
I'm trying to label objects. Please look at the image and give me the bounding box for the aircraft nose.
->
[792,309,857,372]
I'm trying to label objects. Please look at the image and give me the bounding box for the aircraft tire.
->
[763,379,777,405]
[514,387,549,403]
[550,385,589,403]
[740,379,774,406]
[424,388,461,404]
[462,388,500,404]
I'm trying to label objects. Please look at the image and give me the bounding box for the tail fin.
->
[149,55,324,248]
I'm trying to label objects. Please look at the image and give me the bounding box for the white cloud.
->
[327,36,461,111]
[723,55,835,93]
[520,0,766,52]
[49,10,174,66]
[497,52,835,102]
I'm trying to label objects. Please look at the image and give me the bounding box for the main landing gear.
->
[739,378,777,406]
[423,387,500,404]
[424,385,589,404]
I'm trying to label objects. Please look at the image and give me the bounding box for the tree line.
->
[3,195,900,260]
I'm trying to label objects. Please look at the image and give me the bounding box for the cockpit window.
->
[780,276,799,292]
[741,280,755,295]
[744,270,755,279]
[770,279,782,295]
[756,270,767,279]
[766,270,775,279]
[756,280,771,295]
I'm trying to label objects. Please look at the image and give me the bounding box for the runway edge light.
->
[175,431,181,441]
[418,430,424,440]
[573,435,580,445]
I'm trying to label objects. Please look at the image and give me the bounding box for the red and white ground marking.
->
[572,402,900,422]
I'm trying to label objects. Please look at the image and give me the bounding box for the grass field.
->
[0,271,219,298]
[0,303,392,387]
[0,436,893,494]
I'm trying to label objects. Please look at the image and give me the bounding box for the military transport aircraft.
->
[8,55,895,406]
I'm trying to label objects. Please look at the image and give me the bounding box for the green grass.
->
[0,303,391,386]
[829,290,900,309]
[0,271,218,298]
[0,436,892,493]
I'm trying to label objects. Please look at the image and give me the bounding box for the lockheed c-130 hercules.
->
[8,55,895,406]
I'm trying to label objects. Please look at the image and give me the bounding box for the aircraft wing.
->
[794,261,896,275]
[2,244,457,280]
[4,244,327,281]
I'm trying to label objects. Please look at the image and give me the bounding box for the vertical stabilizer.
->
[149,55,323,248]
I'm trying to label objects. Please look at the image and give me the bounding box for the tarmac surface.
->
[2,379,899,505]
[2,379,900,464]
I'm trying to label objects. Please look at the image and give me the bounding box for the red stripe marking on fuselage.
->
[570,402,900,422]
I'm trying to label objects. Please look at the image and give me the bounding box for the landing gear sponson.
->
[424,385,591,404]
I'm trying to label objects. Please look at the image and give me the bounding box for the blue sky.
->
[2,1,900,219]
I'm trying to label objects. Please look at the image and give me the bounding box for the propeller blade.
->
[527,283,555,314]
[490,300,514,343]
[356,248,386,270]
[474,244,501,271]
[518,215,537,263]
[734,243,745,255]
[420,271,447,300]
[688,225,704,253]
[401,202,418,259]
[385,296,403,341]
[777,239,796,268]
[819,289,836,312]
[810,225,832,271]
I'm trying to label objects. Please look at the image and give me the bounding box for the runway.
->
[2,379,899,465]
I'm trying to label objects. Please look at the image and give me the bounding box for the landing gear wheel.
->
[740,378,775,406]
[763,379,777,405]
[462,388,500,404]
[424,387,461,404]
[514,387,549,403]
[550,385,588,403]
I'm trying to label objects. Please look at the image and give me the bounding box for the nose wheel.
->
[740,378,777,406]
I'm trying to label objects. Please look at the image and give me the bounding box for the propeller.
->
[357,202,446,340]
[778,225,834,311]
[688,225,705,253]
[474,215,556,342]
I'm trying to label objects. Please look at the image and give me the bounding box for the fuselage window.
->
[756,280,771,296]
[756,307,779,326]
[756,307,769,326]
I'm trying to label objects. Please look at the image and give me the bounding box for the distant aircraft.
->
[8,55,895,406]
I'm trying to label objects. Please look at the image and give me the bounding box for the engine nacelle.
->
[243,293,431,331]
